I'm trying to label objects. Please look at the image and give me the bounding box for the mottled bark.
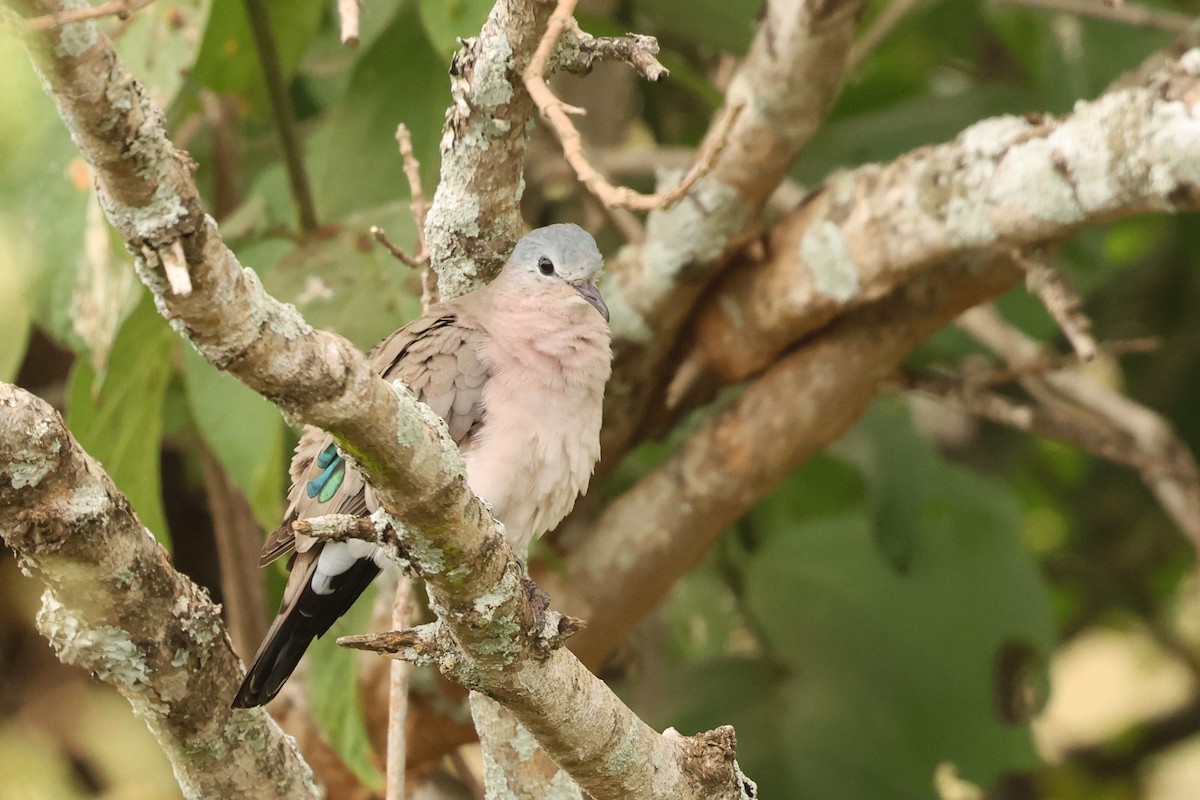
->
[0,385,318,800]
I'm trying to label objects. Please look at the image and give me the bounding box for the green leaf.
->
[306,585,384,790]
[637,0,762,55]
[308,3,447,220]
[114,0,213,109]
[190,0,325,116]
[744,432,1055,796]
[0,228,33,382]
[181,347,284,530]
[0,36,93,349]
[66,295,175,542]
[647,659,792,797]
[259,203,424,350]
[418,0,494,62]
[836,401,942,572]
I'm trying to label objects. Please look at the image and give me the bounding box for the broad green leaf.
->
[0,36,92,348]
[836,401,941,572]
[665,566,742,663]
[294,0,406,116]
[309,3,446,219]
[66,295,175,542]
[636,0,762,55]
[0,224,33,382]
[306,585,383,790]
[748,453,865,545]
[260,203,423,349]
[744,431,1055,797]
[418,0,494,61]
[115,0,213,109]
[181,347,284,530]
[646,659,792,798]
[190,0,325,116]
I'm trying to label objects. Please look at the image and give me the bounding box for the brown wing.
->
[258,308,490,566]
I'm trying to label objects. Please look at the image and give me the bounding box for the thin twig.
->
[968,337,1158,387]
[992,0,1197,33]
[552,23,669,81]
[396,124,430,267]
[955,305,1200,550]
[336,0,359,47]
[371,226,423,267]
[523,0,742,211]
[292,513,377,540]
[372,124,437,306]
[243,0,318,232]
[19,0,155,31]
[385,577,413,800]
[847,0,924,71]
[1012,251,1098,361]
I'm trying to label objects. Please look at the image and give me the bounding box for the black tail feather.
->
[232,556,380,708]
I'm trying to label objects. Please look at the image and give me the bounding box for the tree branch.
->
[955,304,1200,549]
[598,0,866,466]
[523,0,737,211]
[551,24,669,81]
[423,0,557,298]
[680,50,1200,389]
[7,3,756,797]
[0,384,319,799]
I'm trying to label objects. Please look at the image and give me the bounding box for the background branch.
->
[557,256,1023,666]
[598,0,866,467]
[680,54,1200,391]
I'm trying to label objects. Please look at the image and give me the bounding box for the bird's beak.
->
[572,280,610,322]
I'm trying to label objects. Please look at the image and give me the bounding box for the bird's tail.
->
[232,548,380,708]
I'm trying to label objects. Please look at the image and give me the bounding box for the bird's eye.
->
[538,256,555,276]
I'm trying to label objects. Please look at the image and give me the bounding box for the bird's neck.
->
[484,282,611,367]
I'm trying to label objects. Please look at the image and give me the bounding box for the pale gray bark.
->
[0,385,319,800]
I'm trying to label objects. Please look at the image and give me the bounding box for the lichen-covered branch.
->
[598,0,866,464]
[682,50,1200,387]
[0,384,319,800]
[551,22,668,81]
[8,3,755,797]
[423,0,556,298]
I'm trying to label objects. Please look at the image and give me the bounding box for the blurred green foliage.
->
[2,1,1199,798]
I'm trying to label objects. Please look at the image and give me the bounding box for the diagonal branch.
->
[955,304,1200,549]
[679,50,1200,391]
[7,3,755,798]
[598,0,866,466]
[0,384,319,799]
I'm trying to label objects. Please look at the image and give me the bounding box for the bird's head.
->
[504,223,609,322]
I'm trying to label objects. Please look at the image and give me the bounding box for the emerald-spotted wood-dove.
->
[232,224,611,708]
